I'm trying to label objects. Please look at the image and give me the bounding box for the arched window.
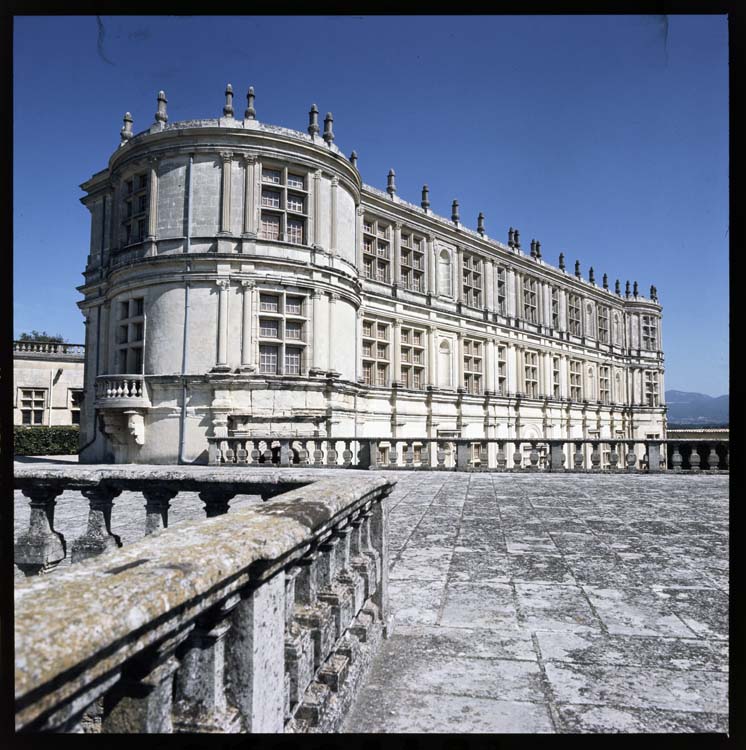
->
[438,250,452,297]
[439,340,452,387]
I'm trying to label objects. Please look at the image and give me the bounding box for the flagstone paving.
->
[341,472,729,734]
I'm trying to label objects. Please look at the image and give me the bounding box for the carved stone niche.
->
[100,409,146,460]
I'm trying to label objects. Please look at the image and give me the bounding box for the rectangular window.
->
[259,319,280,338]
[524,351,538,398]
[568,294,582,335]
[285,321,302,340]
[362,217,392,284]
[497,345,507,395]
[363,258,373,279]
[260,214,281,240]
[600,366,610,404]
[287,173,305,189]
[598,306,610,344]
[285,347,302,375]
[261,189,281,208]
[496,267,507,314]
[551,288,560,328]
[287,194,305,213]
[645,370,660,406]
[569,360,583,401]
[400,325,426,390]
[523,277,538,323]
[116,296,144,374]
[642,315,658,351]
[20,389,46,425]
[552,356,561,398]
[121,172,148,246]
[285,297,303,315]
[462,254,483,308]
[259,166,307,244]
[260,294,279,312]
[259,345,279,374]
[463,338,483,394]
[362,319,390,387]
[286,218,304,245]
[70,389,83,425]
[262,168,282,184]
[362,362,372,384]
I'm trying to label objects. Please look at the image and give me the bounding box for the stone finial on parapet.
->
[155,90,168,126]
[508,227,515,248]
[603,273,609,290]
[535,240,542,259]
[575,260,581,279]
[308,104,320,136]
[477,213,485,236]
[451,200,460,224]
[625,281,631,298]
[350,150,358,168]
[559,252,566,271]
[323,112,335,145]
[513,229,520,249]
[589,266,595,284]
[650,284,657,302]
[223,84,234,117]
[120,112,134,146]
[245,86,256,120]
[615,279,621,296]
[633,281,639,298]
[421,185,430,211]
[530,239,537,258]
[386,169,396,197]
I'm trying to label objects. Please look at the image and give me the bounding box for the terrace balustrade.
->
[14,468,393,734]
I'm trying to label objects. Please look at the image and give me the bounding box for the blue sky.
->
[13,15,728,395]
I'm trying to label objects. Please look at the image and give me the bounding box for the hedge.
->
[14,425,80,455]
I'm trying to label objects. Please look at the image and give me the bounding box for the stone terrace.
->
[14,462,729,733]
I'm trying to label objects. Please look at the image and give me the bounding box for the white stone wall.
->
[13,359,85,427]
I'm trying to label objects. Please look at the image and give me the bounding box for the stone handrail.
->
[95,375,148,404]
[13,341,85,357]
[207,436,729,473]
[15,468,394,733]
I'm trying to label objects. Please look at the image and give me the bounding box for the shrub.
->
[14,426,80,455]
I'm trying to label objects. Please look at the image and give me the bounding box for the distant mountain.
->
[665,390,729,426]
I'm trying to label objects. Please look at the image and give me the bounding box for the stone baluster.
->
[172,595,242,733]
[388,440,399,469]
[342,440,353,468]
[689,445,701,471]
[496,441,507,471]
[608,442,620,470]
[296,441,310,466]
[404,441,414,469]
[142,486,178,535]
[528,441,540,470]
[334,522,366,615]
[279,439,292,467]
[313,440,324,467]
[671,443,683,471]
[366,440,379,470]
[349,510,375,600]
[513,441,523,470]
[590,442,601,471]
[625,442,638,471]
[647,441,662,472]
[15,484,66,576]
[70,485,123,563]
[436,441,446,468]
[549,441,565,472]
[102,627,193,733]
[358,503,381,599]
[249,440,261,466]
[707,445,720,471]
[326,439,338,467]
[235,440,248,465]
[723,445,729,470]
[223,440,235,464]
[419,441,431,469]
[573,442,584,471]
[198,487,236,518]
[480,442,489,469]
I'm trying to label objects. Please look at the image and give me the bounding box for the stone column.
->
[14,485,65,576]
[312,170,322,248]
[515,345,524,394]
[355,206,365,270]
[427,326,437,386]
[219,152,233,236]
[327,293,340,374]
[146,157,159,253]
[485,339,496,393]
[240,281,255,372]
[213,279,231,372]
[329,177,338,255]
[142,486,178,535]
[242,155,256,239]
[393,223,402,287]
[506,269,516,317]
[456,332,464,389]
[427,236,436,295]
[484,258,495,311]
[559,289,568,331]
[543,352,553,397]
[311,290,325,374]
[392,319,402,386]
[455,245,463,303]
[70,485,123,563]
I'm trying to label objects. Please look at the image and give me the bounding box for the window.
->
[524,351,538,398]
[568,294,581,335]
[20,389,46,425]
[122,172,148,246]
[598,306,610,344]
[569,360,583,401]
[257,291,307,374]
[600,366,610,404]
[645,371,660,406]
[401,325,426,389]
[259,165,307,244]
[362,217,391,284]
[362,319,390,386]
[642,315,658,351]
[496,267,507,314]
[552,357,561,399]
[551,287,560,328]
[497,345,507,395]
[462,254,483,307]
[523,276,538,323]
[70,389,84,425]
[115,297,145,374]
[400,233,425,292]
[438,250,453,296]
[463,339,483,394]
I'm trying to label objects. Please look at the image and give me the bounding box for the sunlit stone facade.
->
[77,88,666,463]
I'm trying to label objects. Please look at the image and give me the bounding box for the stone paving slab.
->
[342,472,729,734]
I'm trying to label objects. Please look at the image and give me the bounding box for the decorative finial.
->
[477,212,485,236]
[323,112,334,145]
[421,185,430,211]
[245,86,256,120]
[451,200,460,224]
[615,279,621,296]
[589,266,595,284]
[650,284,657,301]
[120,112,133,145]
[223,83,234,117]
[625,281,631,298]
[155,90,168,125]
[387,169,396,197]
[514,229,521,249]
[603,273,608,290]
[559,252,566,271]
[308,104,319,136]
[508,227,515,248]
[350,150,358,168]
[575,260,581,278]
[530,239,537,258]
[633,281,639,297]
[535,240,542,259]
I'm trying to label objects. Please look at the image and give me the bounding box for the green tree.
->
[17,330,66,343]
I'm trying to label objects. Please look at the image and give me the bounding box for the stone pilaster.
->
[145,157,159,256]
[241,155,257,240]
[330,176,338,255]
[212,279,231,372]
[312,170,322,249]
[427,325,437,386]
[392,318,402,386]
[327,293,340,375]
[393,223,402,287]
[240,280,255,372]
[485,339,496,393]
[310,290,325,374]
